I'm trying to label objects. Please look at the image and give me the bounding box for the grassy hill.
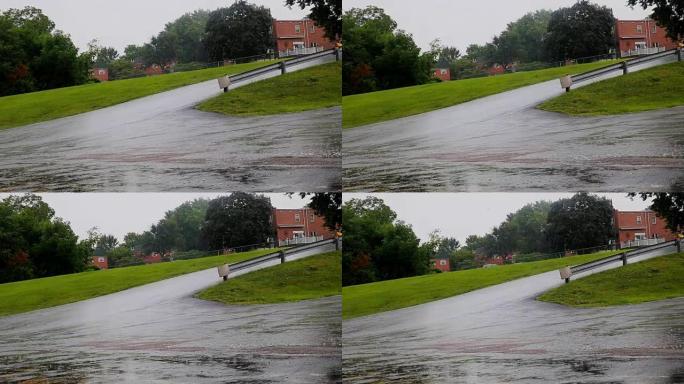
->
[0,248,279,317]
[538,253,684,307]
[343,250,622,319]
[538,61,684,115]
[198,62,341,116]
[342,60,622,129]
[197,251,341,305]
[0,60,280,130]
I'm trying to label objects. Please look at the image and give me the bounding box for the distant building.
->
[272,208,335,246]
[89,68,109,82]
[613,209,676,248]
[144,64,164,76]
[91,256,108,270]
[432,68,451,81]
[616,19,680,57]
[431,255,451,272]
[272,19,337,57]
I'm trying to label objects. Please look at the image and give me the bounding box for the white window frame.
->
[294,213,301,223]
[636,216,642,224]
[636,24,643,33]
[295,24,301,33]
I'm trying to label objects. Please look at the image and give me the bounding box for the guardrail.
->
[217,238,340,280]
[217,48,340,91]
[565,49,681,88]
[560,240,679,283]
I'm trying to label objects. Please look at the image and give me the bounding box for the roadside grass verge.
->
[342,250,622,319]
[342,60,622,129]
[197,251,341,305]
[0,248,279,317]
[197,62,341,116]
[538,62,684,115]
[0,60,280,130]
[538,253,684,307]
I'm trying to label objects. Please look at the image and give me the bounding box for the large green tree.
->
[343,6,434,95]
[544,1,616,61]
[202,193,273,249]
[284,0,341,40]
[204,1,273,61]
[628,0,684,41]
[545,193,616,252]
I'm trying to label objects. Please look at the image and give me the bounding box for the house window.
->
[98,257,105,263]
[295,213,301,223]
[635,233,646,240]
[636,216,642,224]
[310,24,315,33]
[310,214,315,222]
[295,24,301,33]
[311,42,318,48]
[652,25,657,34]
[651,216,656,224]
[439,260,447,266]
[636,24,642,33]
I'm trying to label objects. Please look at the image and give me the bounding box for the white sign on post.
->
[559,267,572,280]
[218,76,231,90]
[217,264,230,278]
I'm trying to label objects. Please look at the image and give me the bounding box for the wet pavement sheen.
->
[343,56,684,192]
[0,57,341,192]
[0,247,342,383]
[343,245,684,383]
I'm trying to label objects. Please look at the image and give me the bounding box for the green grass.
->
[342,60,622,129]
[197,251,341,305]
[0,60,280,130]
[538,253,684,307]
[539,61,684,115]
[0,248,279,317]
[342,250,623,319]
[197,62,341,116]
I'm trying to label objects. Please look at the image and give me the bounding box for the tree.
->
[284,0,341,40]
[495,201,552,254]
[202,193,273,249]
[629,193,684,233]
[627,0,684,41]
[343,6,433,95]
[544,1,616,61]
[93,234,118,256]
[204,1,273,61]
[545,193,616,252]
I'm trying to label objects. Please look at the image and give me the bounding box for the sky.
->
[343,193,653,244]
[0,193,311,240]
[344,0,652,51]
[1,0,308,52]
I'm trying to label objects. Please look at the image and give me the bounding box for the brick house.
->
[272,208,335,246]
[613,209,676,248]
[91,256,108,270]
[272,19,337,57]
[89,68,109,82]
[431,255,451,272]
[616,19,680,57]
[432,68,451,81]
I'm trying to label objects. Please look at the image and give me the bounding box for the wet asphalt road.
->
[344,55,684,192]
[343,245,684,383]
[0,246,341,383]
[0,56,340,192]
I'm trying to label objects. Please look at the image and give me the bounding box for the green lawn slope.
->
[197,62,341,116]
[538,61,684,115]
[342,250,622,319]
[0,60,280,130]
[0,248,279,317]
[538,253,684,307]
[342,60,622,129]
[197,251,341,305]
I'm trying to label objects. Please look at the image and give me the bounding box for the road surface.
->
[0,55,340,192]
[343,245,684,383]
[0,245,341,383]
[344,55,684,192]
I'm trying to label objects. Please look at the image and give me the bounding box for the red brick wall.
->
[614,210,676,244]
[432,258,451,272]
[91,256,108,270]
[272,208,335,242]
[90,68,109,82]
[142,253,162,264]
[616,20,679,54]
[273,19,337,52]
[433,68,450,81]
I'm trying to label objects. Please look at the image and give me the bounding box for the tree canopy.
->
[204,1,273,61]
[202,193,274,250]
[545,193,615,252]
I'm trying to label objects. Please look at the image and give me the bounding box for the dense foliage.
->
[0,7,90,96]
[545,193,616,251]
[202,193,274,250]
[342,6,434,95]
[0,194,91,283]
[204,1,273,61]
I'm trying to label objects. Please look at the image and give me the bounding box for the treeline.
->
[342,193,617,286]
[343,1,618,95]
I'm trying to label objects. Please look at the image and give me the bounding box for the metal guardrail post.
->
[279,61,287,75]
[279,250,286,264]
[621,61,629,75]
[621,253,627,266]
[677,239,682,253]
[678,49,682,62]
